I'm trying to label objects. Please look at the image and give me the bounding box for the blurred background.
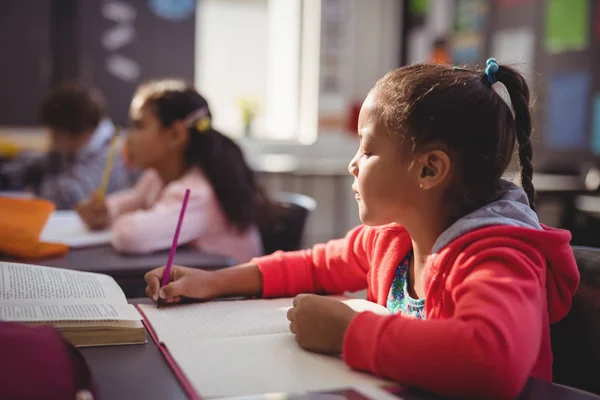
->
[1,0,599,247]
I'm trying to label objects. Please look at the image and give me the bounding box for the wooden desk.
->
[81,299,600,400]
[2,246,235,297]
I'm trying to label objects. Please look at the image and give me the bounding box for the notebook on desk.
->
[214,385,407,400]
[0,262,146,347]
[137,297,393,399]
[40,210,112,248]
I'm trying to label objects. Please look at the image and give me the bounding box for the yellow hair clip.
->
[195,116,211,132]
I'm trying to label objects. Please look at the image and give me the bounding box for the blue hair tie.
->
[485,58,499,85]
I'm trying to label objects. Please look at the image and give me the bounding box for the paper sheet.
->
[140,298,290,342]
[0,262,126,305]
[215,385,401,400]
[139,297,391,397]
[0,303,140,322]
[40,210,112,248]
[139,297,389,343]
[167,333,390,398]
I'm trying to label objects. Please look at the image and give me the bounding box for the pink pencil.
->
[158,188,191,308]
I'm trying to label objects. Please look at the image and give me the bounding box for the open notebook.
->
[0,262,145,347]
[40,210,112,248]
[138,297,392,398]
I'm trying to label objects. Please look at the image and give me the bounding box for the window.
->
[195,0,320,143]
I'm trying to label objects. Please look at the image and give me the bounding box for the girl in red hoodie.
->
[144,60,580,399]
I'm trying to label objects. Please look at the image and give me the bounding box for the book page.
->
[139,297,389,343]
[0,303,141,322]
[0,262,126,305]
[40,210,111,248]
[166,334,390,398]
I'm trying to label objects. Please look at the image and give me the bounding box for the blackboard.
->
[78,0,196,126]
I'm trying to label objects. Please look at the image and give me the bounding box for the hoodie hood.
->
[432,179,541,254]
[431,179,579,323]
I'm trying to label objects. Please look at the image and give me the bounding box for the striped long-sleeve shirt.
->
[0,119,131,209]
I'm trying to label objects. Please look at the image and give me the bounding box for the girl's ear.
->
[417,149,451,190]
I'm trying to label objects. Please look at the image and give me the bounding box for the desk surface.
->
[9,245,235,276]
[81,334,188,400]
[81,300,600,400]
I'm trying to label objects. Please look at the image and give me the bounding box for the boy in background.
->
[0,82,130,209]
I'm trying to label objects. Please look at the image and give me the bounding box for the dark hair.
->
[40,81,106,135]
[372,63,535,216]
[133,79,279,233]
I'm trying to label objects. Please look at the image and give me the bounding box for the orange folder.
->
[0,197,68,259]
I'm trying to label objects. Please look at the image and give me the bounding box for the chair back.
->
[551,246,600,395]
[260,192,316,255]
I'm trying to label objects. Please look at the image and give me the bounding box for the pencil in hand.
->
[158,188,191,309]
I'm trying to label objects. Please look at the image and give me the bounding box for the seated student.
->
[144,60,580,398]
[0,82,129,209]
[0,321,96,400]
[77,80,276,262]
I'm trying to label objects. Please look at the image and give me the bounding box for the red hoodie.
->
[254,221,579,399]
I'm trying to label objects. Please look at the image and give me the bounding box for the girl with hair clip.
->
[144,60,580,398]
[77,79,276,262]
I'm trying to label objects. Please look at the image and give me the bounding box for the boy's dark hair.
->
[372,63,534,217]
[40,82,106,135]
[133,79,280,234]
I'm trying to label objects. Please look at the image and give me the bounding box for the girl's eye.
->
[362,152,372,158]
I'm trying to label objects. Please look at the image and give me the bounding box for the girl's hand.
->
[286,294,358,354]
[144,265,221,304]
[75,192,110,231]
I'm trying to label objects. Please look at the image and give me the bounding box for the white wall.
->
[350,0,402,100]
[195,0,268,138]
[195,0,403,143]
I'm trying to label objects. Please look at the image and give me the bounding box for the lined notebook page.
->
[166,333,390,398]
[139,297,391,397]
[139,297,390,343]
[139,298,292,342]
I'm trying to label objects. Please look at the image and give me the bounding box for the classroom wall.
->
[0,1,52,126]
[195,0,402,140]
[404,0,600,175]
[0,0,196,127]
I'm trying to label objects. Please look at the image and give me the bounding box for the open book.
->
[138,297,392,398]
[0,262,145,347]
[40,210,112,248]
